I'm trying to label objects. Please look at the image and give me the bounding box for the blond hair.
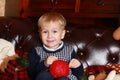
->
[38,12,66,29]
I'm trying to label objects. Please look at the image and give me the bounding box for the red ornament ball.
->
[50,60,70,78]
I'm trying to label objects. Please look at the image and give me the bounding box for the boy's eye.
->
[53,30,57,33]
[42,31,47,33]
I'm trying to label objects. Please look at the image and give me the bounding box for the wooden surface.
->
[18,0,120,26]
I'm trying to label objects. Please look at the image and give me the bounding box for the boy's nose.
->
[48,32,52,38]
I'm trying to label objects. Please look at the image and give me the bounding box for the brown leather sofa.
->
[0,17,119,79]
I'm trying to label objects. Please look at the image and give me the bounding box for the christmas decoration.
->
[105,70,120,80]
[79,73,88,80]
[50,60,69,78]
[16,57,29,68]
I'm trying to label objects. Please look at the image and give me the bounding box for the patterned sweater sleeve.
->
[27,48,48,79]
[71,50,84,78]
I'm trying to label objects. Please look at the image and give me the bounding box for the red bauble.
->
[50,60,69,78]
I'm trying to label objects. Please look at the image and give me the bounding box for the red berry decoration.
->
[50,60,69,78]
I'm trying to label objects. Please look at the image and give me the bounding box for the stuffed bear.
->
[88,71,107,80]
[105,70,120,80]
[0,38,19,72]
[88,70,120,80]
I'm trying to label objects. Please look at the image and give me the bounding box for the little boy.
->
[27,12,84,80]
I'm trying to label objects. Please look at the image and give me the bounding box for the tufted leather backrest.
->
[64,25,120,68]
[0,17,119,68]
[0,17,39,52]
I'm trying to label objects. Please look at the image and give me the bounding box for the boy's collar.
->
[43,41,63,51]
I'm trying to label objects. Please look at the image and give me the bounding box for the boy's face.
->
[39,21,65,49]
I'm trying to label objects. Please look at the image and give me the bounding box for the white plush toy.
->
[105,70,120,80]
[0,38,15,64]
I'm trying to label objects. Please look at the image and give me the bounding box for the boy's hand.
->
[69,58,81,68]
[45,56,58,67]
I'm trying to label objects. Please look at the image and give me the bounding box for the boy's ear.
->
[61,30,66,39]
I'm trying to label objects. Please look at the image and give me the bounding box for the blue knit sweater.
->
[27,42,83,80]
